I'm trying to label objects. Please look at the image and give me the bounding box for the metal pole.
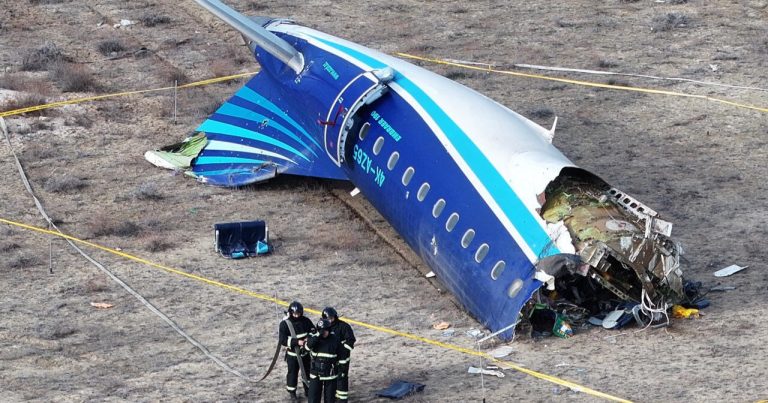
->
[173,79,178,125]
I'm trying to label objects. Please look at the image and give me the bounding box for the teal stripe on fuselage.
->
[216,102,317,158]
[309,35,558,258]
[236,85,322,149]
[198,120,310,162]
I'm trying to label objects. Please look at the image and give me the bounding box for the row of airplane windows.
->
[360,122,524,298]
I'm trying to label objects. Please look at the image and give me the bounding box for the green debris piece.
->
[577,227,608,242]
[145,132,208,170]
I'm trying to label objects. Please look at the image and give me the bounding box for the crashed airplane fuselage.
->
[147,0,685,339]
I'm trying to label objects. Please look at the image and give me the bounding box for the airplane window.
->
[475,243,489,263]
[491,261,505,280]
[373,136,385,155]
[461,229,475,248]
[432,199,446,218]
[417,183,430,201]
[387,152,399,170]
[445,213,459,232]
[507,279,524,298]
[359,122,370,141]
[402,167,415,186]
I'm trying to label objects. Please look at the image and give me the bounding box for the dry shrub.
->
[43,175,87,193]
[88,214,142,238]
[247,2,268,11]
[162,67,189,85]
[0,93,47,116]
[0,75,53,97]
[67,113,93,128]
[50,62,98,92]
[97,39,125,56]
[651,12,690,32]
[24,143,57,160]
[85,277,110,293]
[528,107,555,119]
[29,0,68,4]
[21,42,68,71]
[209,59,235,78]
[0,74,26,91]
[0,241,21,252]
[142,235,174,252]
[36,323,77,340]
[140,14,171,27]
[131,182,164,201]
[7,253,42,269]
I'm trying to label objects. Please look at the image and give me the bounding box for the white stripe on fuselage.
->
[206,140,296,163]
[275,24,564,263]
[387,81,538,262]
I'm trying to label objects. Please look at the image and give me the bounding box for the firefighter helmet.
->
[321,307,338,321]
[317,319,331,331]
[288,301,304,316]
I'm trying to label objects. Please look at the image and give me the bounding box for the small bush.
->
[29,0,67,4]
[651,12,690,32]
[85,277,109,293]
[43,175,87,193]
[21,42,68,71]
[8,253,42,268]
[97,40,125,56]
[529,107,555,119]
[445,70,473,80]
[24,143,57,160]
[88,214,142,238]
[69,114,93,128]
[247,2,268,11]
[0,74,25,91]
[143,236,174,252]
[140,14,171,27]
[50,62,97,92]
[0,93,47,116]
[0,241,21,252]
[597,59,620,68]
[162,67,188,85]
[37,323,77,340]
[131,182,164,201]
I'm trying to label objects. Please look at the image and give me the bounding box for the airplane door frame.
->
[322,67,394,167]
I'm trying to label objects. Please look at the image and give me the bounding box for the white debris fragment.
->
[489,345,515,358]
[468,366,505,378]
[714,264,747,277]
[114,19,135,28]
[425,271,435,278]
[349,187,360,197]
[466,328,484,338]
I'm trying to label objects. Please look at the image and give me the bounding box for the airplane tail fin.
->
[145,73,346,187]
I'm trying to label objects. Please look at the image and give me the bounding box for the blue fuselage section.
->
[248,29,545,338]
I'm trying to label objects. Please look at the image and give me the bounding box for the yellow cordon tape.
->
[0,72,258,118]
[0,217,630,403]
[396,53,768,114]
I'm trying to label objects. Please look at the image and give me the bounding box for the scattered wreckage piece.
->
[714,264,748,277]
[375,380,426,400]
[214,220,270,258]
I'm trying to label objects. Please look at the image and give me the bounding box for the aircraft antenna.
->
[194,0,305,74]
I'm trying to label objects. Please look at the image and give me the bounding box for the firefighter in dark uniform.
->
[306,318,340,403]
[322,307,356,401]
[279,301,315,401]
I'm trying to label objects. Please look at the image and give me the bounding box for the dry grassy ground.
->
[1,0,767,402]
